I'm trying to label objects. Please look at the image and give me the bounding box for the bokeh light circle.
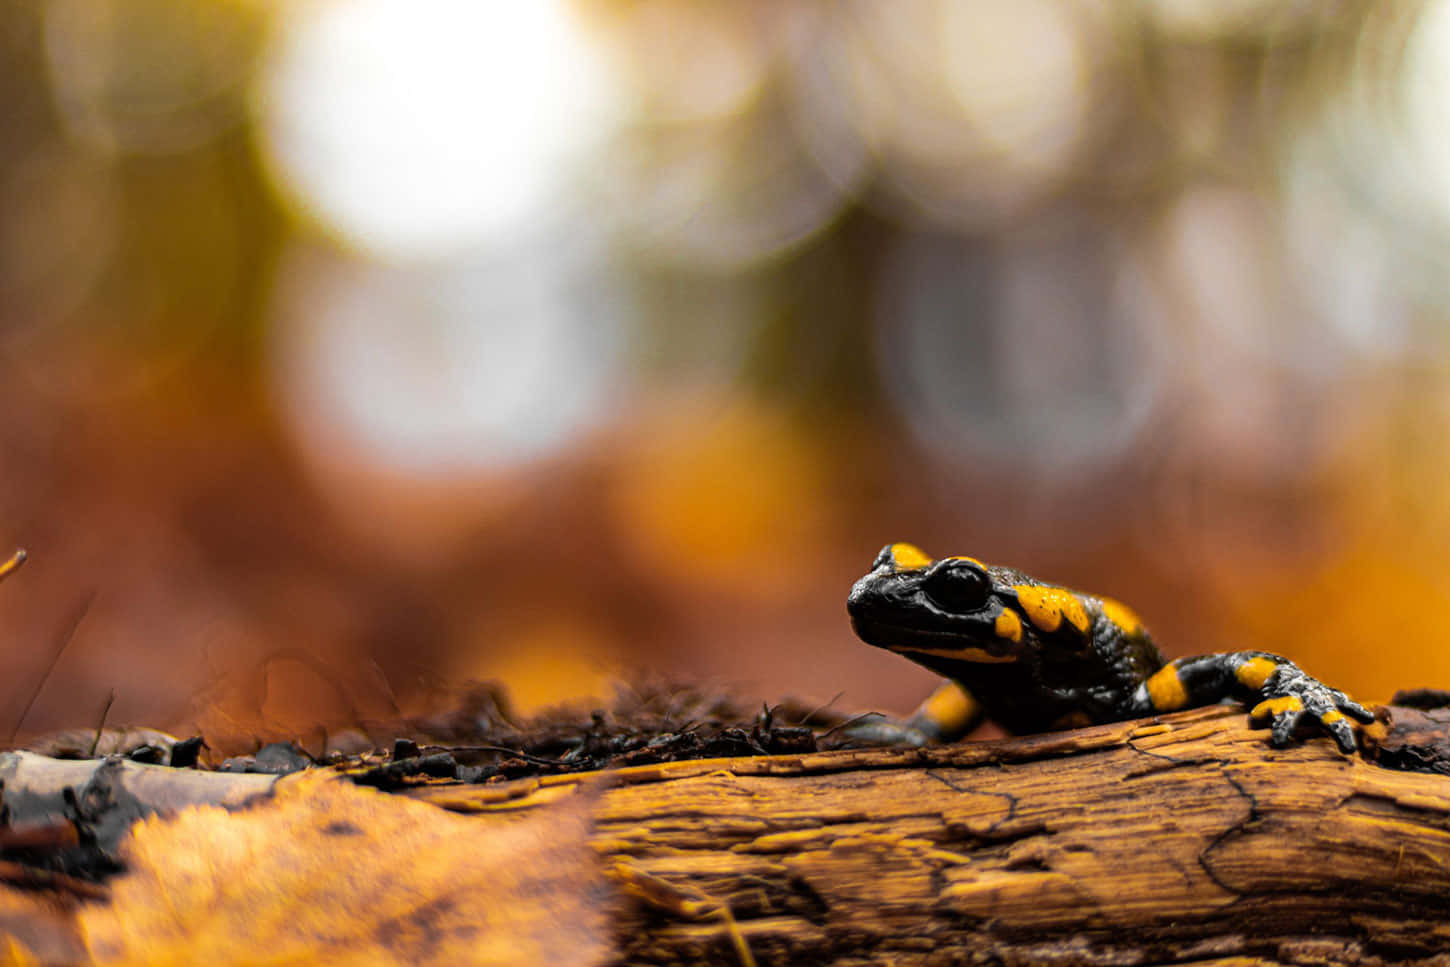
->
[875,222,1164,477]
[270,237,626,479]
[256,0,623,259]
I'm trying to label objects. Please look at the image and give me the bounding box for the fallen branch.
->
[4,704,1450,965]
[409,704,1450,966]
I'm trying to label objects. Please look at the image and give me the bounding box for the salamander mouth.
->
[848,615,1018,661]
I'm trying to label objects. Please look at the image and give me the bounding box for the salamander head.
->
[846,543,1042,668]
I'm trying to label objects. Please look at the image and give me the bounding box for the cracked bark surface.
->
[409,704,1450,967]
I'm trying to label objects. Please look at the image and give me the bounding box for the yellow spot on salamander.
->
[1234,657,1279,691]
[1014,586,1059,632]
[958,647,1016,663]
[1059,595,1089,634]
[898,645,1019,664]
[1145,664,1189,711]
[1099,598,1141,636]
[1321,709,1345,725]
[0,549,24,583]
[994,609,1023,643]
[944,555,985,568]
[1251,696,1304,718]
[889,543,933,570]
[921,682,977,735]
[1013,586,1089,634]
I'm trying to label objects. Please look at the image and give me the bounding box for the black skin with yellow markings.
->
[846,543,1374,752]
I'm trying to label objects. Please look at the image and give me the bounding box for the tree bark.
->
[408,704,1450,967]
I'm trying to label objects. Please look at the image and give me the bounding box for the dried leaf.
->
[81,773,613,967]
[0,885,87,965]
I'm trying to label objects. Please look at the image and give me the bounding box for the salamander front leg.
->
[843,680,983,746]
[1132,651,1373,752]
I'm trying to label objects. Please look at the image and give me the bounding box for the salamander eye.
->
[922,560,992,613]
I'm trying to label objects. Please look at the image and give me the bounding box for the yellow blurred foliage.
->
[1214,405,1450,702]
[0,889,85,966]
[463,617,620,715]
[609,395,835,601]
[1217,545,1450,705]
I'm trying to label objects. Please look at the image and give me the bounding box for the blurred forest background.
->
[0,0,1445,751]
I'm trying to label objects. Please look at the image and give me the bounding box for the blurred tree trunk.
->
[412,705,1450,967]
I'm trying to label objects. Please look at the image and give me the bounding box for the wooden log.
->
[407,705,1450,967]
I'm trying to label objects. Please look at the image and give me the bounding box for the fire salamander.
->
[846,543,1373,751]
